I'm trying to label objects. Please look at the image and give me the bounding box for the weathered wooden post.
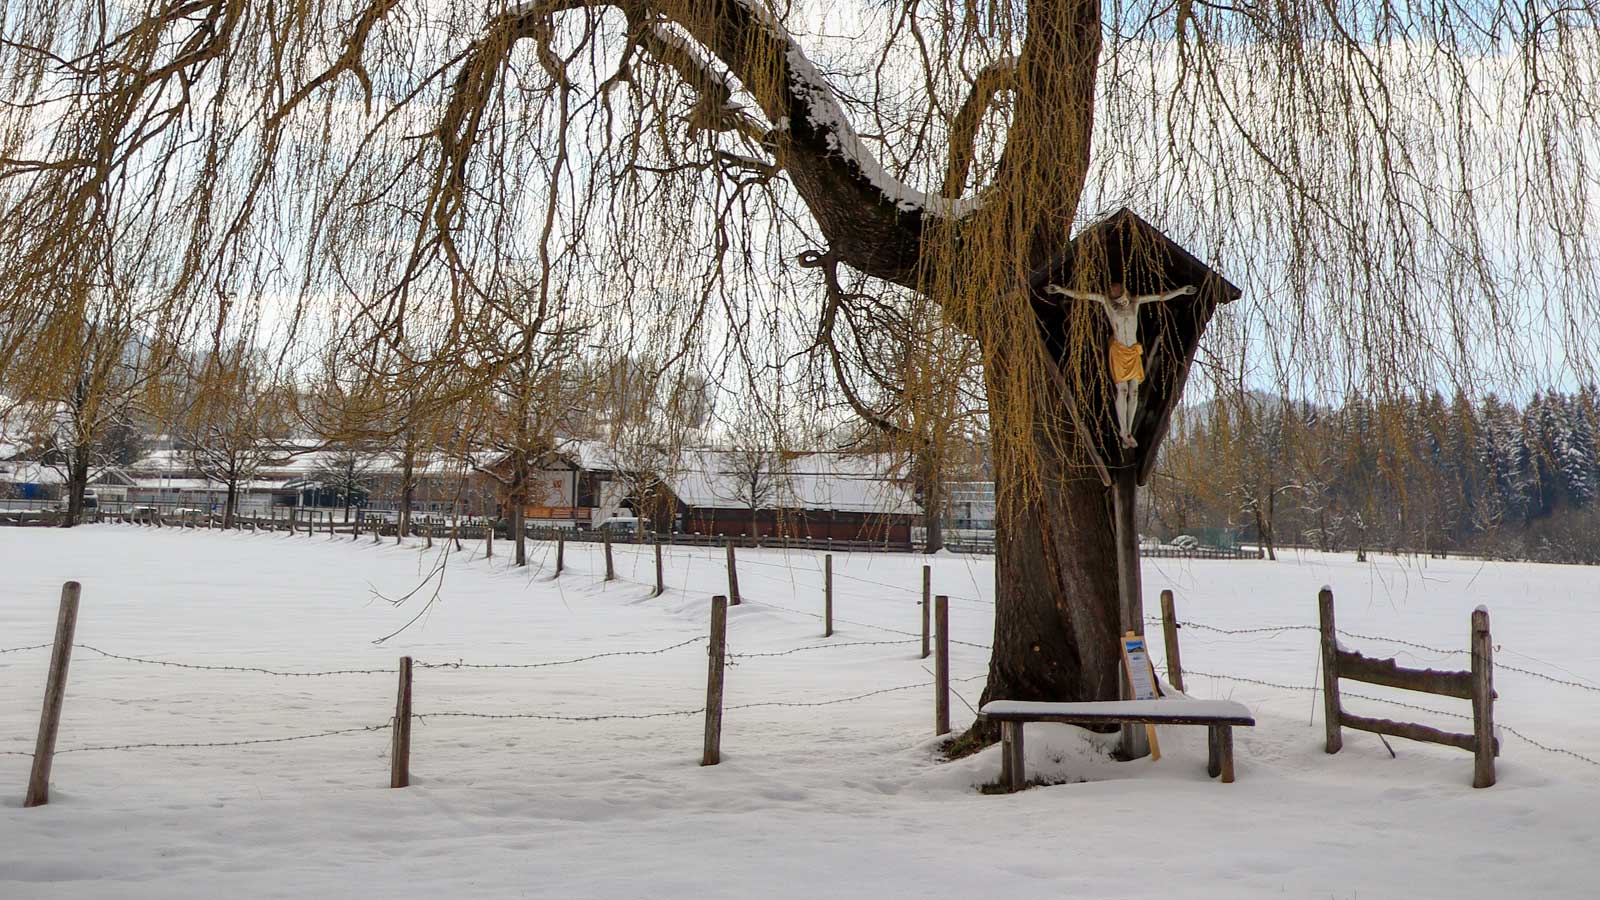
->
[25,582,81,808]
[556,532,565,575]
[725,540,741,606]
[653,540,664,597]
[604,529,615,581]
[1160,589,1185,693]
[1319,586,1343,753]
[702,596,728,766]
[921,565,931,659]
[485,521,493,558]
[391,656,413,788]
[1112,469,1148,759]
[1471,607,1496,788]
[934,595,950,737]
[823,553,833,638]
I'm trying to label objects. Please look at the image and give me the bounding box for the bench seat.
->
[979,698,1255,792]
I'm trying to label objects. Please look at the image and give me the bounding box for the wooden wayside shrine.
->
[1028,209,1243,758]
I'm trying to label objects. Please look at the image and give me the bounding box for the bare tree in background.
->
[180,344,288,527]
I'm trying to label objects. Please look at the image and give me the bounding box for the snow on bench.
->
[979,698,1255,792]
[980,698,1255,725]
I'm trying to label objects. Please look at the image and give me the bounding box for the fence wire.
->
[0,723,391,757]
[728,639,919,659]
[0,643,52,655]
[72,644,394,676]
[417,636,706,670]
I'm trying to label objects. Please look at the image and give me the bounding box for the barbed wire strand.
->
[72,644,395,676]
[728,639,919,659]
[0,723,392,757]
[417,636,707,670]
[0,642,52,655]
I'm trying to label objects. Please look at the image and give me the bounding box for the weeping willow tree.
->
[2,0,1598,739]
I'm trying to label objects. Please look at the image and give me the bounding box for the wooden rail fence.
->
[1319,587,1498,787]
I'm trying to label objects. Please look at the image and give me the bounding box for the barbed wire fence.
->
[6,538,1600,804]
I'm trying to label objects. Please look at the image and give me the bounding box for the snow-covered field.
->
[3,525,1599,898]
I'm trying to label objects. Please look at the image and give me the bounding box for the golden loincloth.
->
[1109,340,1144,383]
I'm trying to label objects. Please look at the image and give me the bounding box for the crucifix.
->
[1045,281,1198,449]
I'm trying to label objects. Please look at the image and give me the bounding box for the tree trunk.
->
[224,478,238,529]
[513,452,528,567]
[921,463,945,554]
[964,347,1123,748]
[399,446,415,538]
[62,451,90,528]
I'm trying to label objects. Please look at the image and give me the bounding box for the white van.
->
[597,516,651,536]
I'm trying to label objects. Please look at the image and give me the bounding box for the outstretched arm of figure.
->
[1044,284,1108,305]
[1135,285,1200,305]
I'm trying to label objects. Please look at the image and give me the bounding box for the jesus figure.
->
[1044,281,1198,449]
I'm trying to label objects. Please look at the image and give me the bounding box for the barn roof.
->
[1027,208,1242,486]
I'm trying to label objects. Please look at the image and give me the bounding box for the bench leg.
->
[1001,721,1026,793]
[1218,725,1235,783]
[1207,725,1222,779]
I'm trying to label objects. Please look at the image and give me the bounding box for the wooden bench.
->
[979,698,1256,792]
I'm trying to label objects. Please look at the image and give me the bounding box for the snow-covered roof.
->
[0,460,65,485]
[666,450,919,516]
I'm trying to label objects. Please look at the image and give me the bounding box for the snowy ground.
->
[3,525,1599,898]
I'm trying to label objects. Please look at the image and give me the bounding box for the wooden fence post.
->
[1160,589,1185,693]
[725,541,741,606]
[824,553,833,638]
[25,582,82,808]
[653,540,664,597]
[921,565,931,659]
[391,656,413,788]
[934,595,950,736]
[702,596,728,766]
[485,522,493,558]
[604,530,615,581]
[556,532,565,575]
[1471,607,1496,788]
[1319,586,1343,754]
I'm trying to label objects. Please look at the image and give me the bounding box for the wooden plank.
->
[823,554,833,638]
[1339,712,1489,753]
[390,656,413,788]
[725,541,741,606]
[1113,470,1147,760]
[702,596,728,766]
[934,595,950,736]
[920,565,930,659]
[1206,724,1222,778]
[1471,607,1496,788]
[653,540,664,597]
[1319,587,1343,753]
[1335,648,1472,699]
[603,530,615,581]
[1160,589,1185,692]
[1002,721,1026,793]
[981,710,1256,726]
[25,582,82,808]
[1217,724,1235,783]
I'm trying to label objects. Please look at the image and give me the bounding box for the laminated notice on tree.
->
[1121,634,1160,701]
[1121,632,1163,760]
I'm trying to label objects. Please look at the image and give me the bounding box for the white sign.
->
[1122,635,1159,701]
